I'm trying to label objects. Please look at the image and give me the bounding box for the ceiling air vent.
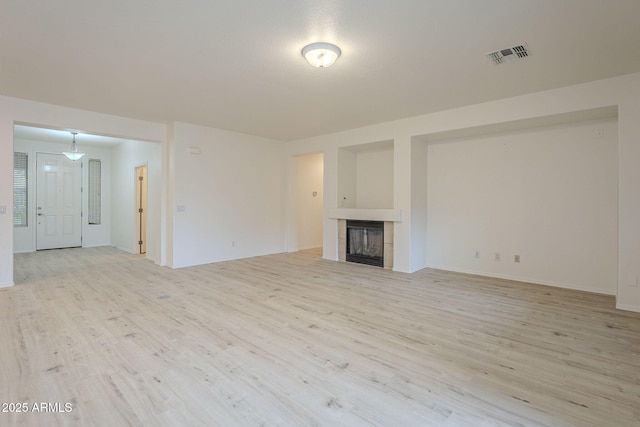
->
[487,43,529,65]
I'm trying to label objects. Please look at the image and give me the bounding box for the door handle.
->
[37,213,43,216]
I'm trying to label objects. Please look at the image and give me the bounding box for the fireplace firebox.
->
[346,220,384,267]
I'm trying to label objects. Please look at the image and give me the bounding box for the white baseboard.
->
[425,264,615,296]
[615,303,640,313]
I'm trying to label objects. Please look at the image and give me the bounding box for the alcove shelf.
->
[337,140,394,209]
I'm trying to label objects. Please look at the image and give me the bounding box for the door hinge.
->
[138,240,143,245]
[139,176,144,181]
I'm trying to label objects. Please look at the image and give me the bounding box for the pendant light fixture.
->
[63,132,85,161]
[301,42,341,68]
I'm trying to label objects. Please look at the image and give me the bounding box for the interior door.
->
[135,165,147,254]
[36,153,82,250]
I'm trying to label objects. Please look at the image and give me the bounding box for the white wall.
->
[337,146,394,209]
[170,122,287,268]
[410,139,429,271]
[356,148,394,209]
[337,149,356,208]
[12,138,112,253]
[290,152,324,251]
[426,118,618,294]
[111,140,162,263]
[289,72,640,312]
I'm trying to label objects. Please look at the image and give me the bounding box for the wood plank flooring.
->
[2,246,639,426]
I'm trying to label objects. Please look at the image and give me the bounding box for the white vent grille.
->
[487,43,529,64]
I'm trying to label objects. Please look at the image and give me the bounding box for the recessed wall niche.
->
[337,140,394,209]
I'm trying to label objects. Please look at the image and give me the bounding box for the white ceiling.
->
[12,124,131,147]
[2,0,640,142]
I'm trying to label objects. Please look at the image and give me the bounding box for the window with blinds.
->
[88,159,101,225]
[13,152,28,227]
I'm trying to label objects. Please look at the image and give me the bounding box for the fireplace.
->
[331,209,398,269]
[346,220,384,267]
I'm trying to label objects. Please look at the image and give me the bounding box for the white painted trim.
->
[328,208,402,222]
[615,303,640,313]
[425,264,616,296]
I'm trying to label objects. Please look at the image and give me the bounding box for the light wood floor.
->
[2,247,639,426]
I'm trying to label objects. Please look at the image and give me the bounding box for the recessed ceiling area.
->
[13,124,140,147]
[1,1,639,141]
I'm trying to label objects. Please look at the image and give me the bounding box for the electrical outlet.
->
[475,251,480,259]
[514,254,520,263]
[495,252,501,261]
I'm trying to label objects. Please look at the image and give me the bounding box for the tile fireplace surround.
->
[329,209,401,270]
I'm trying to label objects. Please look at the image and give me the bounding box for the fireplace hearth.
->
[346,220,384,267]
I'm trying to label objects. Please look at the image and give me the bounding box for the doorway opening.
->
[290,152,324,252]
[135,165,147,255]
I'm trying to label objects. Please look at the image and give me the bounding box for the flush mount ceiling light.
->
[301,42,341,68]
[63,132,85,161]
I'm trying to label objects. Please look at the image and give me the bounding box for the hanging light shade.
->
[301,42,341,68]
[63,132,85,161]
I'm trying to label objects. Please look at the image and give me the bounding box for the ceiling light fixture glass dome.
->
[62,132,85,161]
[301,42,341,68]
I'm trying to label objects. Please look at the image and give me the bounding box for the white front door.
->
[36,153,82,250]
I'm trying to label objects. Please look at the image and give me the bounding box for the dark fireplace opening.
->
[346,220,384,267]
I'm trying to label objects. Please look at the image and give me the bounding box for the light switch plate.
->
[0,205,6,214]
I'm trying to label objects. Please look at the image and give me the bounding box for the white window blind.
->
[13,152,28,227]
[88,159,101,225]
